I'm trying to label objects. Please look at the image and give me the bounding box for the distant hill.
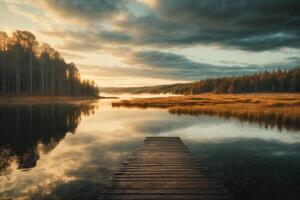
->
[102,68,300,94]
[101,83,189,94]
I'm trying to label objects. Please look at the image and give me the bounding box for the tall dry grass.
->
[112,93,300,131]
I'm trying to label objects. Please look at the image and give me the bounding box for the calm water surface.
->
[1,94,300,200]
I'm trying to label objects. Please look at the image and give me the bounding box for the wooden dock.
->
[101,137,233,200]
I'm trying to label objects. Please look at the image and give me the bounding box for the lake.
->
[1,94,300,200]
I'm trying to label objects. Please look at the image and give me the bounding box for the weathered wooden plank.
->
[109,181,226,189]
[115,173,214,179]
[107,184,227,189]
[99,194,233,200]
[118,171,210,174]
[102,189,230,194]
[100,137,233,200]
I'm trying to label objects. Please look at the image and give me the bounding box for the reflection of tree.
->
[188,139,300,200]
[0,103,97,170]
[169,108,300,132]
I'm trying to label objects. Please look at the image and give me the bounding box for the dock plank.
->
[99,137,233,200]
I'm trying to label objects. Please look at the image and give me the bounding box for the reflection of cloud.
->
[128,117,208,134]
[2,100,300,199]
[31,180,105,200]
[1,107,201,198]
[0,126,143,199]
[186,138,300,200]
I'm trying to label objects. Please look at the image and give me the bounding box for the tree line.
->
[189,68,300,94]
[102,68,300,94]
[0,30,99,96]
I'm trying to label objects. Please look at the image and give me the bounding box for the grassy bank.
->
[112,93,300,131]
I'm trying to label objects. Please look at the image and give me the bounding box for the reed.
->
[112,93,300,131]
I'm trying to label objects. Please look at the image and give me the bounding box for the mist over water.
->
[1,95,300,200]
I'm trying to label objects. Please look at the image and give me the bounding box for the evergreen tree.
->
[0,31,99,96]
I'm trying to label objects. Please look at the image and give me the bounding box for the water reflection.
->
[0,103,97,171]
[186,138,300,200]
[170,109,300,132]
[0,100,144,200]
[0,97,300,200]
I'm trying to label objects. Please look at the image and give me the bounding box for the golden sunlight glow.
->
[137,0,159,8]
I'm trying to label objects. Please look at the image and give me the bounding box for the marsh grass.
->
[112,93,300,131]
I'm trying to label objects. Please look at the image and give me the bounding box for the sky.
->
[1,0,300,87]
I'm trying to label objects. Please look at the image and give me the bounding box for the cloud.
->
[42,28,300,80]
[7,0,300,86]
[41,30,132,51]
[125,50,263,79]
[128,117,215,134]
[59,40,101,52]
[78,50,300,84]
[40,0,129,21]
[287,56,300,63]
[115,0,300,51]
[78,64,183,81]
[100,30,132,43]
[138,50,300,77]
[59,51,85,59]
[40,0,300,52]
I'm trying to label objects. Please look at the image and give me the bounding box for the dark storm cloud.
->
[99,31,133,43]
[41,0,300,51]
[42,30,132,51]
[80,50,299,81]
[130,51,202,69]
[119,0,300,51]
[128,50,262,79]
[127,50,300,79]
[42,0,129,20]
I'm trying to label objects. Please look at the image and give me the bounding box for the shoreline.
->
[0,95,117,105]
[112,93,300,131]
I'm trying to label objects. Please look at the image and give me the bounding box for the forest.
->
[103,68,300,94]
[0,31,99,96]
